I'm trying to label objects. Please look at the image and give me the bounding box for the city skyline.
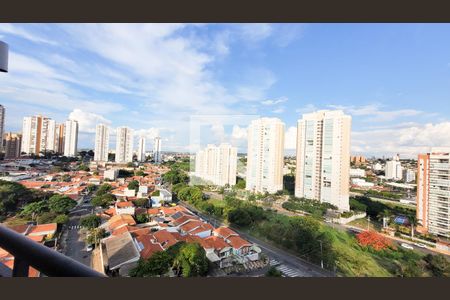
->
[1,24,450,158]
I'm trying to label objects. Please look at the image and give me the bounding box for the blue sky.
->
[0,23,449,158]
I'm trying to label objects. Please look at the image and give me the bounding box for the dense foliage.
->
[80,214,101,229]
[282,196,337,218]
[129,241,208,277]
[350,196,415,220]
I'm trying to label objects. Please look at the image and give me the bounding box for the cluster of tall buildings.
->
[20,115,79,157]
[195,143,237,186]
[194,110,352,211]
[416,148,450,238]
[94,123,162,164]
[0,105,23,159]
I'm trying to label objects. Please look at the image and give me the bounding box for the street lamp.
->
[0,41,8,73]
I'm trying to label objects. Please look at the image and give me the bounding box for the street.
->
[58,194,93,268]
[179,201,334,277]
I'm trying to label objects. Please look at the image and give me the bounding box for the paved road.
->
[59,195,93,268]
[179,201,334,277]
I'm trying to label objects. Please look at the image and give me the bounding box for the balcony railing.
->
[0,225,105,277]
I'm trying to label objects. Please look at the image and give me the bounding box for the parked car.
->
[413,243,427,248]
[86,244,94,252]
[401,243,414,250]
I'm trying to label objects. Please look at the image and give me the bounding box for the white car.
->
[413,243,427,248]
[401,243,414,250]
[86,244,94,252]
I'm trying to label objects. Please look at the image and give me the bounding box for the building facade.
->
[385,154,403,180]
[195,143,237,186]
[416,148,450,238]
[3,132,22,159]
[115,126,134,163]
[63,120,78,157]
[154,136,161,164]
[0,105,5,152]
[137,137,146,162]
[55,123,65,154]
[295,110,351,211]
[94,124,110,162]
[21,115,55,155]
[245,118,284,194]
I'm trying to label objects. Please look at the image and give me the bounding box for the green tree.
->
[129,251,172,277]
[80,214,101,229]
[173,243,209,277]
[87,184,97,193]
[86,228,107,245]
[20,200,48,218]
[48,195,77,214]
[235,178,246,190]
[91,193,116,208]
[136,214,149,224]
[135,170,146,177]
[134,198,149,207]
[424,254,450,277]
[96,184,112,196]
[78,164,90,172]
[266,266,282,277]
[53,214,69,224]
[128,180,140,192]
[37,211,58,224]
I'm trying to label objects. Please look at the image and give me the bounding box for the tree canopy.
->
[80,214,101,229]
[48,195,77,214]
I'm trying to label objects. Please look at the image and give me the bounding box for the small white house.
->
[150,189,172,207]
[104,169,119,181]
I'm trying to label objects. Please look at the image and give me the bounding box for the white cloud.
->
[285,126,297,150]
[296,104,318,115]
[272,107,285,114]
[0,24,58,45]
[231,125,247,140]
[328,104,423,122]
[261,97,287,106]
[68,109,111,134]
[238,24,273,42]
[352,121,450,157]
[134,128,160,141]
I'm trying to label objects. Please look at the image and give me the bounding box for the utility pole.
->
[319,240,324,269]
[367,215,370,231]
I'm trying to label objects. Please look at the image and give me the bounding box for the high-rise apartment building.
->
[416,148,450,238]
[0,105,5,152]
[55,123,65,154]
[3,132,22,159]
[63,120,78,157]
[115,126,134,163]
[94,124,110,162]
[245,118,285,194]
[137,137,146,162]
[385,154,403,180]
[21,115,56,155]
[195,143,237,186]
[154,136,161,164]
[295,110,351,211]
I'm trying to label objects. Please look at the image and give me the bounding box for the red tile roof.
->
[116,201,134,208]
[27,223,57,236]
[203,236,230,251]
[227,236,252,250]
[153,230,179,249]
[214,226,238,239]
[135,234,163,259]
